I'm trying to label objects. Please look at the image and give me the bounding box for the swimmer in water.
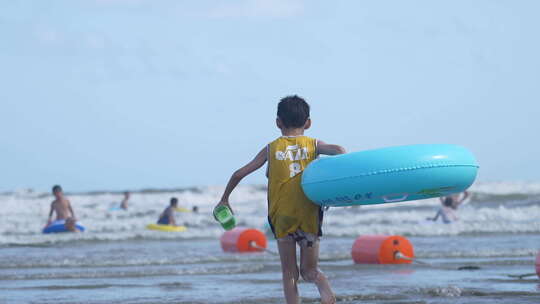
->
[428,191,470,223]
[120,191,130,210]
[157,197,178,226]
[46,185,77,228]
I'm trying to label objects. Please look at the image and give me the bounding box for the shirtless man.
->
[157,197,178,226]
[46,185,76,227]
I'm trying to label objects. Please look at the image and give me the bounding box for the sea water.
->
[1,182,539,303]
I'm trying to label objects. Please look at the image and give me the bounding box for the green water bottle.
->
[213,205,236,231]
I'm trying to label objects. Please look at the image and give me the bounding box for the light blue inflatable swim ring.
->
[301,144,479,207]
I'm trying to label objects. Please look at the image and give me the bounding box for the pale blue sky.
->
[1,0,539,192]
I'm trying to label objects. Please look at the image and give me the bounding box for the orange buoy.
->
[351,235,414,264]
[220,227,268,253]
[536,251,540,278]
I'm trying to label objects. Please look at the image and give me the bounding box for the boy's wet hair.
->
[277,95,310,128]
[52,185,62,193]
[170,197,178,205]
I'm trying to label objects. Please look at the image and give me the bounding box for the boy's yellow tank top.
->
[267,136,322,238]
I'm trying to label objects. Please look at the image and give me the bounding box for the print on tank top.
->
[275,145,310,177]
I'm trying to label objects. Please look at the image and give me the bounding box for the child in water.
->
[120,191,130,210]
[428,191,470,223]
[157,197,178,226]
[215,95,345,304]
[46,185,77,229]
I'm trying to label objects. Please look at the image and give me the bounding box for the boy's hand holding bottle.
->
[213,201,236,231]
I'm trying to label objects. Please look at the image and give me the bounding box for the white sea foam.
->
[0,182,539,245]
[469,181,540,195]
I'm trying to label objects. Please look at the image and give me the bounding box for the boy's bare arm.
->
[461,191,470,202]
[47,203,54,225]
[456,191,470,206]
[217,147,268,212]
[68,200,76,220]
[317,140,346,155]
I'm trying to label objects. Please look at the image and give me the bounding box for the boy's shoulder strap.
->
[267,136,284,150]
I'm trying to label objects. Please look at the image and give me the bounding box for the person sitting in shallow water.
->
[46,185,77,228]
[428,191,470,223]
[157,197,178,226]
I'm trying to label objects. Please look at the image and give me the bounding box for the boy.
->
[215,95,345,304]
[120,191,130,210]
[46,185,77,227]
[157,197,178,225]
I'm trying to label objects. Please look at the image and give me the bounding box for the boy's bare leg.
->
[300,242,336,304]
[277,238,300,304]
